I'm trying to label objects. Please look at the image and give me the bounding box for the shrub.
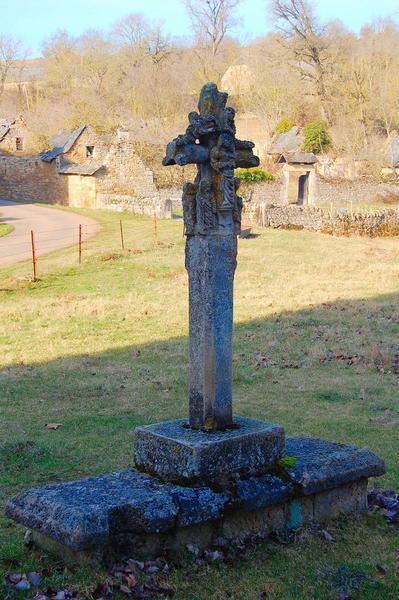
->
[275,118,295,134]
[302,120,332,154]
[235,168,274,183]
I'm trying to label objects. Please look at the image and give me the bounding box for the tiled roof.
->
[0,119,15,142]
[58,163,103,175]
[40,126,86,162]
[279,152,317,164]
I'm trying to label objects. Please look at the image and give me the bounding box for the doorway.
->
[297,172,310,205]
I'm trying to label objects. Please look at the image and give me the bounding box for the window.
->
[86,145,94,158]
[15,137,24,151]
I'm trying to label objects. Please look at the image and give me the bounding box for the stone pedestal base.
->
[5,437,385,565]
[134,416,285,485]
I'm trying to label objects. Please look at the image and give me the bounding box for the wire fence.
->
[2,214,185,281]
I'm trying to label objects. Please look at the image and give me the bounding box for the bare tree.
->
[184,0,239,81]
[146,25,172,66]
[269,0,331,121]
[112,13,149,49]
[0,35,25,97]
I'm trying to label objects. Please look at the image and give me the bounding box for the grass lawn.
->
[0,222,13,237]
[0,207,398,599]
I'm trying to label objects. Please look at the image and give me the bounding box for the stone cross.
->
[163,83,259,431]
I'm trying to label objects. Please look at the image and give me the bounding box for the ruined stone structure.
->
[6,84,386,565]
[0,125,172,218]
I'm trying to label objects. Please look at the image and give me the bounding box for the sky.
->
[0,0,398,57]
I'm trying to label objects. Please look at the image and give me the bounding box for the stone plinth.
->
[5,437,385,565]
[133,417,285,485]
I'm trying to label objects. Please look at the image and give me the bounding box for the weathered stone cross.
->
[163,83,259,431]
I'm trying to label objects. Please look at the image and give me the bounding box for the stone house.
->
[221,59,255,97]
[0,117,31,154]
[0,124,172,217]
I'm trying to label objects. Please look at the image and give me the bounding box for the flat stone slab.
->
[6,435,385,560]
[5,470,227,552]
[285,437,386,495]
[133,416,285,484]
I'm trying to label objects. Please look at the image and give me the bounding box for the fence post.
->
[120,219,125,250]
[78,224,82,264]
[153,209,158,244]
[30,230,37,281]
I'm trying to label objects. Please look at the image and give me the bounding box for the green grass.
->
[0,222,13,237]
[0,207,398,599]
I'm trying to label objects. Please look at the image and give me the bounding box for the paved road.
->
[0,200,101,268]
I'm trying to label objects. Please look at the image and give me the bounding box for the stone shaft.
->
[186,232,237,430]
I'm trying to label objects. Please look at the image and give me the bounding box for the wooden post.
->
[120,220,125,250]
[30,230,37,281]
[78,224,82,264]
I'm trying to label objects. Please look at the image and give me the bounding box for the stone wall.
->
[97,193,172,218]
[0,156,67,204]
[318,178,399,206]
[240,181,281,204]
[250,203,324,231]
[239,175,399,209]
[67,175,97,209]
[247,202,399,237]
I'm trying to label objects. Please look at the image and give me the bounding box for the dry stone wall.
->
[247,202,399,237]
[251,204,324,231]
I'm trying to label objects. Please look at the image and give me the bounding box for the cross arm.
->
[163,139,209,167]
[234,139,260,169]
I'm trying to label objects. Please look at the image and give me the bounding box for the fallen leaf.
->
[320,529,336,542]
[125,574,137,589]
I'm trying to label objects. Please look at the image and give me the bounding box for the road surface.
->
[0,200,101,268]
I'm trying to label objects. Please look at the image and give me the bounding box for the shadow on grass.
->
[1,292,398,501]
